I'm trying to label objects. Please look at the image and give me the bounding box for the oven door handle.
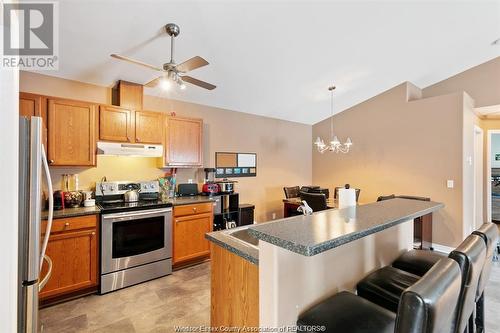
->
[102,207,172,221]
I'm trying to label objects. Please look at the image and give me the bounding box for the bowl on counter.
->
[64,191,83,208]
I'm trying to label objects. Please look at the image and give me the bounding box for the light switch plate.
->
[447,180,454,188]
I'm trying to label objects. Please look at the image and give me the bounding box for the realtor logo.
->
[1,1,59,69]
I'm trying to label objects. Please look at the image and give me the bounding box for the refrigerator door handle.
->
[39,145,53,271]
[27,118,42,282]
[39,254,53,292]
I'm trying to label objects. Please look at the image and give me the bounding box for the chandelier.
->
[314,86,352,154]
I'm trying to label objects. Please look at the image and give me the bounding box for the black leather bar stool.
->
[297,258,461,333]
[357,234,486,333]
[391,223,498,332]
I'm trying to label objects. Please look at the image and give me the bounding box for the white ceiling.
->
[31,0,500,124]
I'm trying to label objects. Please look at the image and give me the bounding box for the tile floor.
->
[40,262,210,332]
[41,259,500,333]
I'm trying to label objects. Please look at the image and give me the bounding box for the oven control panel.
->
[96,180,160,196]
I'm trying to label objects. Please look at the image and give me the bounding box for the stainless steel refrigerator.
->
[18,116,54,333]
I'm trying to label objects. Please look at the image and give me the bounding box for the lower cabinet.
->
[173,203,213,266]
[40,215,98,301]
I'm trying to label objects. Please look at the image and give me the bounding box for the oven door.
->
[101,207,172,274]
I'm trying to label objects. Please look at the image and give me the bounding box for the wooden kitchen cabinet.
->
[19,92,42,118]
[173,203,213,266]
[48,98,97,166]
[162,116,203,167]
[99,105,133,142]
[19,92,48,152]
[40,215,99,301]
[135,111,163,144]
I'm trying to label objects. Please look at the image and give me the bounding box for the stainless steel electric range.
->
[96,180,172,294]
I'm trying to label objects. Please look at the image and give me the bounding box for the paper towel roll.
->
[338,188,356,209]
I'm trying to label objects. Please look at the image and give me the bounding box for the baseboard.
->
[431,243,454,254]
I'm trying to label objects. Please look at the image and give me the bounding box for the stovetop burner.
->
[97,199,172,213]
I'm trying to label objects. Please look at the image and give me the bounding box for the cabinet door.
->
[39,227,98,300]
[20,92,48,152]
[165,117,203,166]
[99,105,133,142]
[19,92,41,118]
[135,111,163,144]
[173,212,212,265]
[48,98,97,166]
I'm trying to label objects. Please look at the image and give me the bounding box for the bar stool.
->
[392,223,498,332]
[297,258,461,333]
[356,234,486,333]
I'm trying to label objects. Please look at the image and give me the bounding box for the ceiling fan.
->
[111,23,216,91]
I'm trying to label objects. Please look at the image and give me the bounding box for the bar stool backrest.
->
[472,223,499,299]
[395,258,461,333]
[448,234,486,333]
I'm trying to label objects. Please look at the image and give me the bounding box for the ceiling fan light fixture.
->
[160,77,171,91]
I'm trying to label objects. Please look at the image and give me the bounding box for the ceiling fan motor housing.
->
[165,23,180,37]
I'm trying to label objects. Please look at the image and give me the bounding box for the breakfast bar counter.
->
[207,198,444,328]
[250,198,443,256]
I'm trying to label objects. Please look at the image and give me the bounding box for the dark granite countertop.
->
[165,196,217,206]
[42,206,101,220]
[206,226,259,265]
[248,198,444,256]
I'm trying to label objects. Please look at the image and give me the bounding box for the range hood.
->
[97,142,163,157]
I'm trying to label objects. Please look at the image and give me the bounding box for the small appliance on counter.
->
[202,168,220,195]
[95,180,172,294]
[177,183,199,197]
[215,179,237,194]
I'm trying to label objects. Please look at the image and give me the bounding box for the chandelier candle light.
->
[314,86,352,154]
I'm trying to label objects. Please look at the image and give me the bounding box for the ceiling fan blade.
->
[144,77,161,87]
[176,56,209,73]
[181,76,216,90]
[111,54,163,72]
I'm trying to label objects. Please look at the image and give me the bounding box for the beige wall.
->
[423,56,500,108]
[312,82,467,247]
[20,71,312,222]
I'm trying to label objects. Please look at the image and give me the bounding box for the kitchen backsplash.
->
[48,156,204,192]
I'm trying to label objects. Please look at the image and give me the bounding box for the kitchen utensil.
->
[124,189,140,202]
[64,191,83,208]
[82,191,93,201]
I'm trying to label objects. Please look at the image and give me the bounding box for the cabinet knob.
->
[136,138,140,142]
[193,207,197,211]
[91,232,96,236]
[48,159,54,164]
[65,222,70,227]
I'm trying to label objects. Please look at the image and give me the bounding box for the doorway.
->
[473,125,484,230]
[487,130,500,223]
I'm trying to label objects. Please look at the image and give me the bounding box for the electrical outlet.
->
[272,213,276,220]
[447,180,454,189]
[188,179,193,184]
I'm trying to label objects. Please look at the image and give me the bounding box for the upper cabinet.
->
[162,116,203,167]
[19,92,48,152]
[99,105,133,142]
[135,111,163,144]
[48,98,97,166]
[19,92,41,118]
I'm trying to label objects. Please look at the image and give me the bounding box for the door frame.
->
[486,130,500,223]
[473,125,483,230]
